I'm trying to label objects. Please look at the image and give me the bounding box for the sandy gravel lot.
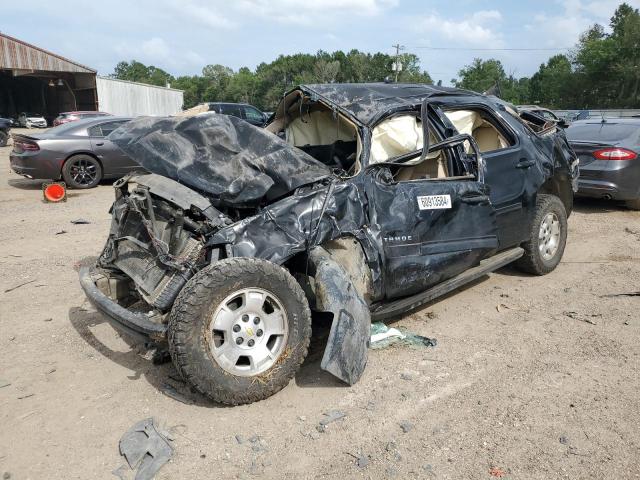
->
[1,134,639,479]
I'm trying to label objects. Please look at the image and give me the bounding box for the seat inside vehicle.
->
[266,94,361,175]
[369,115,449,181]
[444,109,510,153]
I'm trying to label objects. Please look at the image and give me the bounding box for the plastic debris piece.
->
[160,383,193,405]
[370,322,437,350]
[319,410,347,426]
[70,218,91,225]
[119,418,173,480]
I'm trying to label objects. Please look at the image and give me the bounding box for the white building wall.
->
[96,77,183,116]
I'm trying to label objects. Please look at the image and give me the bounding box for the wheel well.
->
[539,176,573,217]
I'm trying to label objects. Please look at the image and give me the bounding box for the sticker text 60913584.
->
[417,194,452,210]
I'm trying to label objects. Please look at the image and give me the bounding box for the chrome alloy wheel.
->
[539,212,561,261]
[207,288,288,376]
[69,158,98,185]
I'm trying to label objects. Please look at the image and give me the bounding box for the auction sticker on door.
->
[417,194,452,210]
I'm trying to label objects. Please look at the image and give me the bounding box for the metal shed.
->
[1,32,184,123]
[0,32,98,123]
[96,77,183,117]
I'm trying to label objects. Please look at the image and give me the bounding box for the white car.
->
[18,112,47,128]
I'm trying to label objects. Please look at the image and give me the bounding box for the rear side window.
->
[220,104,243,118]
[243,106,264,123]
[566,123,640,144]
[89,121,127,137]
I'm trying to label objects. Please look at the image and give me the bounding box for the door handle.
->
[460,194,489,205]
[516,159,535,169]
[95,142,104,146]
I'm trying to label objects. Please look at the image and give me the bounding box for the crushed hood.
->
[109,114,332,207]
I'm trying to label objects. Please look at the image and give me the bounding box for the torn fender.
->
[307,247,371,385]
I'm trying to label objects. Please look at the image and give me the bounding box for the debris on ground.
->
[55,230,67,235]
[399,421,414,433]
[356,454,369,468]
[44,318,52,322]
[160,383,193,405]
[562,311,599,325]
[119,418,173,480]
[17,393,34,400]
[4,279,36,293]
[319,410,347,426]
[370,322,437,350]
[70,218,91,225]
[247,435,268,453]
[346,452,369,469]
[489,466,506,477]
[602,291,640,298]
[559,435,569,445]
[0,380,10,388]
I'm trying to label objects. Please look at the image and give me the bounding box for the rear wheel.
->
[516,194,568,275]
[62,154,102,189]
[0,131,7,147]
[168,258,312,405]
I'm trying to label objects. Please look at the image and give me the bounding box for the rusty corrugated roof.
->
[0,32,96,73]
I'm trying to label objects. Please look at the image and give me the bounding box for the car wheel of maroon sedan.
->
[62,154,102,189]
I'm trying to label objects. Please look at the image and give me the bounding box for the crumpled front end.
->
[81,173,230,339]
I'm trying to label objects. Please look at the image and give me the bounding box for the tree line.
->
[111,3,640,110]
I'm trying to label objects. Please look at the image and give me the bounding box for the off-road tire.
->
[61,154,102,189]
[626,199,640,211]
[168,257,312,405]
[0,131,8,147]
[516,194,568,275]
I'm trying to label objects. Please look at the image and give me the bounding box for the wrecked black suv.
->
[80,83,578,405]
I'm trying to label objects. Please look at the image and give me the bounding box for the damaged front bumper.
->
[79,266,167,342]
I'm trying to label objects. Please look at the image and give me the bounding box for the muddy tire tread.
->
[168,257,311,405]
[516,194,568,275]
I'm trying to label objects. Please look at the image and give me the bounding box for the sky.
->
[2,0,640,85]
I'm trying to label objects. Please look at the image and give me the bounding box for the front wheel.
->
[168,258,312,405]
[0,131,7,147]
[61,154,102,189]
[516,194,568,275]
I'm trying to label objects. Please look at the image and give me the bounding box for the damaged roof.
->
[302,83,479,126]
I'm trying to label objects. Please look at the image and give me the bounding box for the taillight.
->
[593,148,637,160]
[14,140,40,152]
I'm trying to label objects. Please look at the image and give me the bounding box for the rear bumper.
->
[10,152,61,180]
[577,161,640,200]
[79,266,167,341]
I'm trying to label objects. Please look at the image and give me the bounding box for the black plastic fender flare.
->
[307,247,371,385]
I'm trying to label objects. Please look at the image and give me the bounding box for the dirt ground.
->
[1,132,639,480]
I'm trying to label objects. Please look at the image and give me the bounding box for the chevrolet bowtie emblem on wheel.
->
[246,327,254,337]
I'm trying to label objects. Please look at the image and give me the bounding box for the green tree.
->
[454,58,506,94]
[111,60,173,87]
[529,55,574,108]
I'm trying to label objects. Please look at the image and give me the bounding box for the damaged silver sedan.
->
[80,83,578,405]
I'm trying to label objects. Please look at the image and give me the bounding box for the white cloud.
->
[115,37,204,72]
[141,37,170,59]
[234,0,397,24]
[417,10,504,46]
[164,0,237,29]
[525,0,640,47]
